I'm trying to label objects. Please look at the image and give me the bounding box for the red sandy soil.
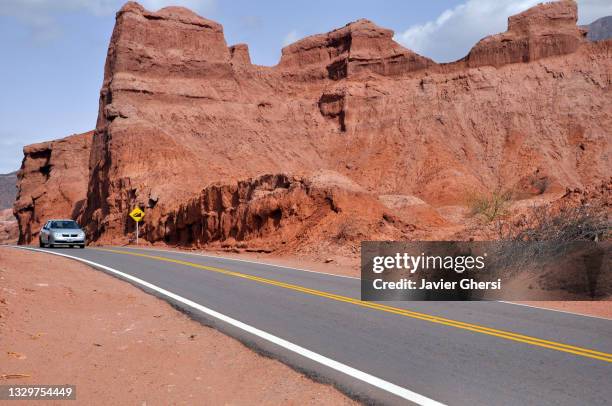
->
[0,247,355,405]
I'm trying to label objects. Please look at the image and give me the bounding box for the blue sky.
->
[1,0,610,173]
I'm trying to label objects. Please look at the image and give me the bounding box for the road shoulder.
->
[0,247,354,405]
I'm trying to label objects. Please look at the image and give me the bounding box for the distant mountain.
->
[0,171,18,210]
[583,16,612,41]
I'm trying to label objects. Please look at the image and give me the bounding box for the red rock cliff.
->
[14,132,93,244]
[16,1,611,249]
[279,19,434,80]
[464,0,586,67]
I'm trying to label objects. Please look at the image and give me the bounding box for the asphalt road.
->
[13,246,612,405]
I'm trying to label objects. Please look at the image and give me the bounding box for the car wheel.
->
[79,244,85,249]
[48,243,54,248]
[39,238,46,248]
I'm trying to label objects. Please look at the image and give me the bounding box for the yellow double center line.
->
[97,248,612,363]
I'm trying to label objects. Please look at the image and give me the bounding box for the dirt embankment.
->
[0,247,354,405]
[0,208,18,244]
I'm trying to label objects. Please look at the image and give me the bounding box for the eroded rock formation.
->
[464,0,586,67]
[279,19,434,80]
[0,208,18,244]
[15,0,612,251]
[139,172,416,255]
[14,132,93,244]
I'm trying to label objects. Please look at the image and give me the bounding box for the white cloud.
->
[139,0,216,13]
[282,30,300,46]
[0,0,216,43]
[395,0,612,63]
[0,0,216,15]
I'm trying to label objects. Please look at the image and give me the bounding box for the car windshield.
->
[50,220,80,229]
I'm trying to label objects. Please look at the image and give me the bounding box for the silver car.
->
[39,219,86,248]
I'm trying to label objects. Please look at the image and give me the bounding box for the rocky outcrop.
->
[83,1,276,240]
[137,172,415,255]
[15,1,612,250]
[0,208,18,244]
[81,1,333,240]
[229,43,252,66]
[279,19,433,80]
[79,0,611,246]
[14,132,93,244]
[464,0,586,68]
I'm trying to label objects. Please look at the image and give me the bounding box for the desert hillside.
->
[0,171,17,210]
[14,0,611,256]
[584,16,612,41]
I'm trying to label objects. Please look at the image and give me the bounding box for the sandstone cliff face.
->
[279,19,434,80]
[464,0,586,68]
[16,1,612,250]
[138,172,417,256]
[229,43,251,66]
[14,132,93,244]
[82,1,333,240]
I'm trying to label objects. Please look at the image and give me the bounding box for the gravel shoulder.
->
[0,247,355,405]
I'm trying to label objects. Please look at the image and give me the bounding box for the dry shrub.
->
[491,204,611,298]
[467,190,513,222]
[497,204,610,242]
[335,218,362,242]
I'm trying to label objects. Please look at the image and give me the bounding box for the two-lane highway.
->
[13,246,612,405]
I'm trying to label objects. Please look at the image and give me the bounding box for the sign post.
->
[129,207,145,245]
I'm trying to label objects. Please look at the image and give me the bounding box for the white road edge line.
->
[112,246,612,321]
[12,246,444,406]
[498,301,612,321]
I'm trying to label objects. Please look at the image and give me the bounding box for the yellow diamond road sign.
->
[129,207,145,222]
